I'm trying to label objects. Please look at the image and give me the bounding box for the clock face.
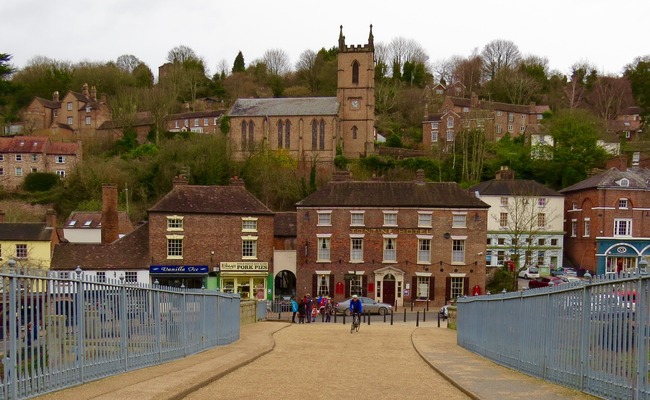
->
[351,100,360,109]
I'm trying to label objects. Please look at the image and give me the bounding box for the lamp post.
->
[638,258,648,275]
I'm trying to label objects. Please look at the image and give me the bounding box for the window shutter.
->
[445,277,452,303]
[312,274,317,296]
[463,277,470,297]
[328,277,334,297]
[362,275,368,297]
[345,280,350,297]
[429,276,435,300]
[411,276,417,300]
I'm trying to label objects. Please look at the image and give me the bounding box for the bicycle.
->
[350,312,361,333]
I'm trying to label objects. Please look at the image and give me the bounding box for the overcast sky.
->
[2,0,649,80]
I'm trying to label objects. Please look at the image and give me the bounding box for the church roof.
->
[228,97,338,117]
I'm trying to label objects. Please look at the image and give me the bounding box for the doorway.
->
[382,274,396,306]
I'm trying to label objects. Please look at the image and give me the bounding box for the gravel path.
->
[185,322,469,400]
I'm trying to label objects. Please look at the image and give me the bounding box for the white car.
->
[518,266,540,279]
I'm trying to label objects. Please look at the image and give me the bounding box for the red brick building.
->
[295,171,489,308]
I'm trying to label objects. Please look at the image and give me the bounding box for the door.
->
[382,280,396,307]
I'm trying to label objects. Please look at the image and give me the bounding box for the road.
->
[183,323,469,400]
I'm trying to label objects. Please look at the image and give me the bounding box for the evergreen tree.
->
[232,51,245,73]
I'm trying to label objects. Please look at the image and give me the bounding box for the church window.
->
[319,120,326,150]
[248,120,254,150]
[277,120,283,148]
[352,61,360,84]
[311,120,318,150]
[352,126,358,139]
[241,121,247,149]
[285,120,291,148]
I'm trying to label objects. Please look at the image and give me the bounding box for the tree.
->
[262,48,291,76]
[385,37,429,79]
[585,75,634,122]
[167,45,198,64]
[116,54,142,73]
[481,39,521,81]
[232,51,245,73]
[452,52,482,95]
[295,49,318,94]
[456,127,488,184]
[132,63,154,87]
[625,55,650,122]
[0,53,16,122]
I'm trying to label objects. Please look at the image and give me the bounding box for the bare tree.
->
[452,52,483,94]
[384,37,429,78]
[262,48,291,76]
[496,67,541,105]
[481,39,521,81]
[116,54,142,73]
[565,62,597,110]
[167,45,199,64]
[295,49,318,93]
[585,75,634,121]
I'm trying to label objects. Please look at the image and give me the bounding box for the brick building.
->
[295,170,489,308]
[0,136,82,191]
[167,109,226,134]
[560,165,650,275]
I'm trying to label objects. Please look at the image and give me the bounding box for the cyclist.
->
[349,294,363,325]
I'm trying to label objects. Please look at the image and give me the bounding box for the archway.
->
[274,270,296,299]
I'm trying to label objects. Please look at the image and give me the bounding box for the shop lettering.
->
[220,262,269,271]
[349,228,432,235]
[160,266,203,272]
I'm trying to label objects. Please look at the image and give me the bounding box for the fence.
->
[457,272,649,400]
[0,265,241,400]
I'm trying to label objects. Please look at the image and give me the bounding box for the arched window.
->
[319,120,325,150]
[311,120,318,150]
[352,60,359,84]
[241,121,247,149]
[248,120,254,150]
[352,125,358,140]
[285,120,291,149]
[277,120,283,148]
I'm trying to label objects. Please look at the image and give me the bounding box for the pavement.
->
[36,316,598,400]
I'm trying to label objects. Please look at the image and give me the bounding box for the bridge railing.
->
[0,265,240,400]
[457,272,649,400]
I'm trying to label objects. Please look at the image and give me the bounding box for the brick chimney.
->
[53,91,60,102]
[90,86,97,101]
[229,176,246,186]
[173,175,189,188]
[45,209,57,228]
[606,155,628,171]
[495,166,515,180]
[331,171,352,181]
[415,169,425,184]
[101,184,119,244]
[82,83,89,97]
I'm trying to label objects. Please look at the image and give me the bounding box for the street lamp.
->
[638,258,648,275]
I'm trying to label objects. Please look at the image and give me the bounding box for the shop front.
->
[149,265,209,288]
[597,239,650,275]
[219,262,270,300]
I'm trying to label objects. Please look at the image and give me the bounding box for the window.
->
[175,121,179,128]
[538,238,545,246]
[497,251,505,266]
[383,212,397,226]
[214,118,219,125]
[67,116,73,125]
[431,130,438,142]
[383,238,396,262]
[352,126,357,139]
[167,216,183,231]
[311,120,318,150]
[551,238,558,246]
[500,197,508,207]
[431,122,439,129]
[15,154,22,162]
[31,154,37,162]
[194,119,199,127]
[446,130,454,142]
[350,238,363,261]
[16,244,27,258]
[352,61,359,84]
[55,156,65,164]
[497,111,503,117]
[67,102,72,111]
[241,121,248,149]
[537,213,545,228]
[496,124,502,134]
[242,218,258,232]
[508,113,514,122]
[184,119,189,127]
[452,240,465,263]
[56,170,65,178]
[167,237,183,257]
[242,236,258,258]
[613,219,632,237]
[499,213,508,227]
[497,238,505,245]
[418,238,431,263]
[277,120,283,148]
[537,251,545,266]
[486,238,491,245]
[317,237,331,261]
[583,219,590,237]
[349,275,362,296]
[447,117,454,128]
[507,124,513,132]
[451,277,465,299]
[204,118,209,126]
[452,214,466,228]
[15,167,22,176]
[511,238,518,246]
[350,212,364,226]
[418,213,432,228]
[317,211,332,226]
[572,202,577,210]
[618,199,628,209]
[417,276,430,299]
[0,155,3,161]
[571,219,577,237]
[96,271,106,283]
[317,274,330,297]
[85,116,91,125]
[319,120,325,150]
[285,120,291,148]
[538,198,547,207]
[520,125,526,132]
[0,167,3,176]
[125,271,138,283]
[619,178,629,187]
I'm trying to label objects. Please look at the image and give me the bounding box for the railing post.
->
[579,279,592,391]
[75,267,86,383]
[634,274,647,400]
[119,275,128,370]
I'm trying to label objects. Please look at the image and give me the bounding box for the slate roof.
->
[274,212,297,237]
[169,109,225,119]
[34,97,61,109]
[0,136,79,155]
[296,181,489,208]
[51,222,149,271]
[559,167,650,193]
[447,96,549,114]
[228,97,338,117]
[65,211,133,233]
[470,179,562,197]
[148,185,274,215]
[0,223,53,241]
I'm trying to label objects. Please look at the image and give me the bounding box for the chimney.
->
[470,92,479,108]
[46,209,57,228]
[90,86,97,101]
[101,94,107,103]
[82,83,89,97]
[229,176,246,186]
[101,184,119,244]
[415,169,425,184]
[331,171,352,181]
[606,155,628,171]
[495,166,515,180]
[173,175,189,188]
[53,91,60,102]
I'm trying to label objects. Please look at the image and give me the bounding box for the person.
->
[297,297,306,324]
[290,296,298,323]
[304,294,312,323]
[324,296,332,323]
[349,294,363,322]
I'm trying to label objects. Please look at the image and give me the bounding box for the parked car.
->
[333,296,393,315]
[518,266,540,279]
[561,276,582,284]
[550,267,565,277]
[528,276,564,289]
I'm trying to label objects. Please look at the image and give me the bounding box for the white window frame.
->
[583,218,590,237]
[16,244,28,259]
[613,219,632,237]
[67,102,72,111]
[350,236,364,262]
[85,116,91,125]
[383,235,397,262]
[500,197,508,207]
[446,130,454,142]
[317,211,332,226]
[56,170,65,178]
[383,211,397,227]
[417,236,432,263]
[242,217,258,232]
[241,235,258,259]
[452,239,465,263]
[452,213,466,228]
[55,156,65,164]
[431,130,438,142]
[418,212,432,228]
[124,271,138,283]
[350,211,365,226]
[538,198,547,207]
[15,167,22,177]
[15,154,22,162]
[67,116,73,125]
[571,219,577,237]
[166,235,183,259]
[317,235,331,262]
[618,199,628,209]
[167,215,184,231]
[451,276,465,299]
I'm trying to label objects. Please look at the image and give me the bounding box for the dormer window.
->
[68,220,77,227]
[619,178,629,187]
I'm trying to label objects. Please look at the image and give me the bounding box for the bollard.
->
[416,311,419,327]
[423,310,426,322]
[427,299,429,312]
[403,309,406,323]
[343,314,346,325]
[278,311,281,320]
[437,311,440,328]
[410,301,414,312]
[367,311,370,325]
[334,312,337,324]
[390,311,393,325]
[383,312,386,323]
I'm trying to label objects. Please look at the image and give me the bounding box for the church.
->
[227,26,376,174]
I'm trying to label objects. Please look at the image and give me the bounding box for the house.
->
[227,26,376,173]
[422,108,494,151]
[0,136,82,191]
[0,209,59,271]
[295,170,489,307]
[469,167,565,274]
[167,108,225,134]
[560,163,650,275]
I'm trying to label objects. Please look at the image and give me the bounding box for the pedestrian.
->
[304,294,312,324]
[298,297,306,324]
[290,296,298,323]
[324,296,332,322]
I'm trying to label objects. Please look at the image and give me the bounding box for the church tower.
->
[337,25,375,158]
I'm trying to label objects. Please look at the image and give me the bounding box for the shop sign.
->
[350,228,432,235]
[150,265,208,274]
[220,262,269,271]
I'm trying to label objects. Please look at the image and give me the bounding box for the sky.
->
[2,0,649,80]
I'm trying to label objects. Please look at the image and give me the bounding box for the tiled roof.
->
[65,211,133,233]
[51,222,149,271]
[0,136,79,155]
[0,223,53,241]
[559,167,650,193]
[149,185,274,215]
[469,179,562,197]
[169,110,225,120]
[35,97,61,109]
[448,96,548,114]
[48,141,80,155]
[296,181,489,208]
[228,97,338,117]
[274,212,296,237]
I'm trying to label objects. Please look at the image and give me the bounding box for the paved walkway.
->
[36,319,598,400]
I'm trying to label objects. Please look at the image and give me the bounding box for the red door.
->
[382,280,396,307]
